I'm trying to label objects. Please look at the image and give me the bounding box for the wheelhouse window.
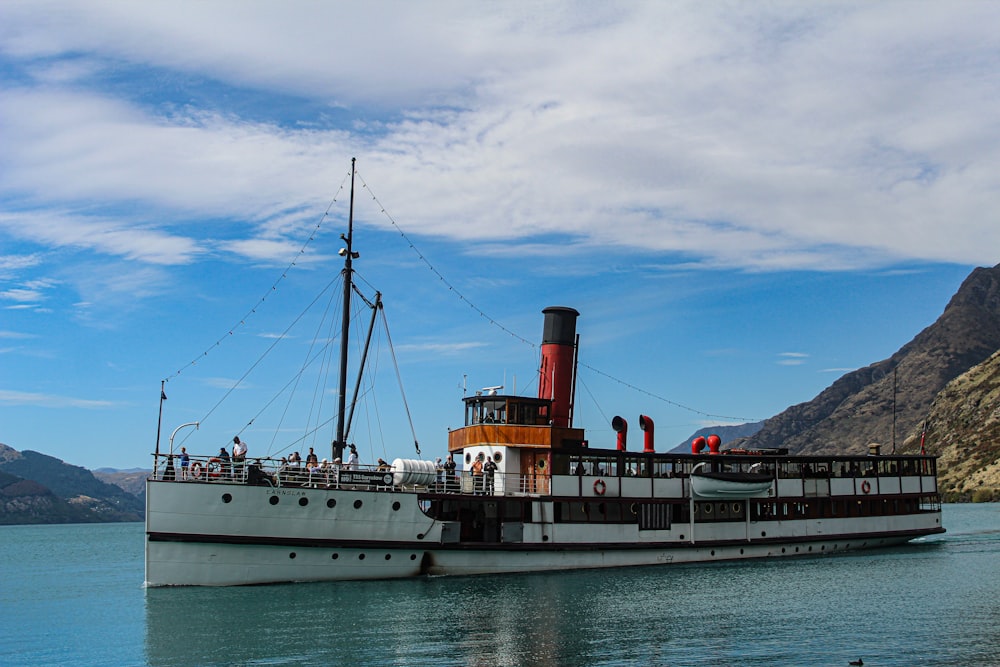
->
[463,396,552,426]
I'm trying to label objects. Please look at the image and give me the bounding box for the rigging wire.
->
[356,169,760,425]
[379,306,421,456]
[164,170,351,384]
[174,273,343,452]
[356,172,537,352]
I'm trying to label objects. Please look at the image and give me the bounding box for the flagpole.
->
[155,380,166,466]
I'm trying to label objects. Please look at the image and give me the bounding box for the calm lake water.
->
[1,503,998,667]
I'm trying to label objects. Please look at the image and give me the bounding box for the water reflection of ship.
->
[145,575,589,666]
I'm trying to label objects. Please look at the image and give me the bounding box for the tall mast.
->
[333,157,357,461]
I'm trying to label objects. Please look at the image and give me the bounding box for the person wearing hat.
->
[332,457,342,488]
[345,444,358,470]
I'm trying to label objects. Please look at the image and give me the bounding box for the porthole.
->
[327,499,337,508]
[354,499,363,509]
[537,459,546,470]
[269,496,279,505]
[299,497,309,507]
[740,549,744,555]
[795,547,800,553]
[289,552,296,559]
[331,553,339,560]
[465,453,472,464]
[781,547,786,553]
[384,554,392,561]
[358,553,366,560]
[542,535,549,542]
[417,533,425,540]
[410,554,417,560]
[493,451,503,463]
[392,501,401,511]
[703,504,713,515]
[761,532,767,537]
[710,550,715,556]
[222,493,232,503]
[732,503,741,514]
[679,535,685,540]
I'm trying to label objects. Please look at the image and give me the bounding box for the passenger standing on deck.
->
[218,446,231,479]
[483,457,497,495]
[471,456,484,495]
[232,436,248,481]
[435,458,443,489]
[306,447,318,467]
[443,454,457,492]
[346,444,359,470]
[331,458,342,488]
[179,447,190,480]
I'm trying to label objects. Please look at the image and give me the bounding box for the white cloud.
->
[0,0,998,276]
[0,388,114,408]
[777,352,809,366]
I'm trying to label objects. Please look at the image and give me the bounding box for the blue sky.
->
[1,2,997,470]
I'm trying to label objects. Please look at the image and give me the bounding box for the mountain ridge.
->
[733,263,1000,460]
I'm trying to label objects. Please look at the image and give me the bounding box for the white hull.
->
[145,478,943,587]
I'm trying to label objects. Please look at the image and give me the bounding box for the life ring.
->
[190,462,203,479]
[861,480,871,494]
[593,478,607,495]
[207,457,222,479]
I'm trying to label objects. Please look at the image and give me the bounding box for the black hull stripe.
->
[147,526,943,552]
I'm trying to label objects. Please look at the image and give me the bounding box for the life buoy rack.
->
[593,478,607,495]
[190,462,203,479]
[861,480,871,494]
[207,457,222,479]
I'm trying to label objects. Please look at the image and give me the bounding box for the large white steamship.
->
[145,165,944,587]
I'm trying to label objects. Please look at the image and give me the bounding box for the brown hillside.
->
[897,348,1000,501]
[737,263,1000,456]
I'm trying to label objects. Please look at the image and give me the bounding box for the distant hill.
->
[93,469,149,501]
[734,263,1000,460]
[0,444,143,524]
[673,422,764,453]
[0,469,102,525]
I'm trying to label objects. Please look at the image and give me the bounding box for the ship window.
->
[779,462,800,479]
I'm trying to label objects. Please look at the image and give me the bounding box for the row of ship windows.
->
[555,495,940,525]
[219,492,403,511]
[286,552,420,562]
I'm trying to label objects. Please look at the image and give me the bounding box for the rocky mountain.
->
[734,264,1000,463]
[93,469,148,502]
[0,470,102,525]
[897,348,1000,502]
[0,444,144,524]
[673,422,764,453]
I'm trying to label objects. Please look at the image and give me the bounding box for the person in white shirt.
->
[345,444,359,469]
[232,436,248,461]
